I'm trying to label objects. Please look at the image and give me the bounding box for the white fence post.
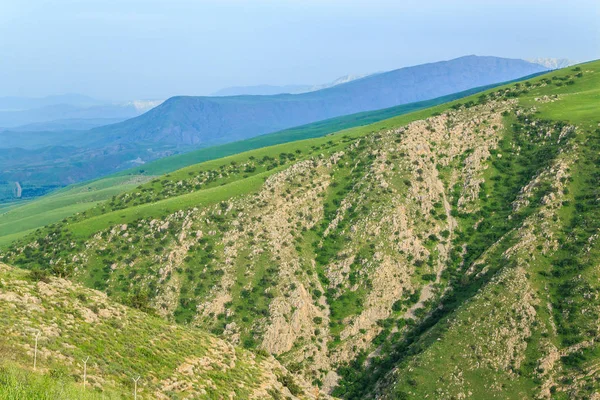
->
[33,331,40,370]
[133,376,141,400]
[82,356,90,390]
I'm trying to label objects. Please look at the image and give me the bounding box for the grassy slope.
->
[69,61,600,398]
[41,72,566,243]
[0,75,543,246]
[0,263,311,399]
[0,176,151,247]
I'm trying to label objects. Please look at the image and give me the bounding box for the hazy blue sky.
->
[1,0,598,100]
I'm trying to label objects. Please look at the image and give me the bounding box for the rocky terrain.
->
[1,61,598,399]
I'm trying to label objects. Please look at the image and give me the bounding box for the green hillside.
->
[0,77,536,247]
[2,60,599,399]
[0,176,152,247]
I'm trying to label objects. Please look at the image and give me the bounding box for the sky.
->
[0,0,598,101]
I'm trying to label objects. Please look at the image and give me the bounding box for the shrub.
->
[279,374,302,396]
[29,268,50,283]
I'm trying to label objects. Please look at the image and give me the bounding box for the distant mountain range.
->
[211,73,372,96]
[0,55,549,203]
[0,95,162,130]
[91,55,548,147]
[0,93,103,111]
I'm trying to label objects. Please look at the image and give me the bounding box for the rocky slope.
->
[2,61,598,399]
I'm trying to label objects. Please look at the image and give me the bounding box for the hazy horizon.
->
[1,0,598,101]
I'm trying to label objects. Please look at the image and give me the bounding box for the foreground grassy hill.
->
[2,60,598,398]
[0,263,321,399]
[0,77,538,247]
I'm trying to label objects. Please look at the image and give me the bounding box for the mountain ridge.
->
[91,55,548,147]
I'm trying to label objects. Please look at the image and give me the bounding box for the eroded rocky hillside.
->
[2,61,598,399]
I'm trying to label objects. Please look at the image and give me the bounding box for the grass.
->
[67,168,273,238]
[519,62,600,126]
[0,200,26,213]
[0,263,295,399]
[0,365,104,400]
[0,176,150,246]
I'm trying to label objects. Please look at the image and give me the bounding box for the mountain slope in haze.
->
[211,73,372,96]
[0,103,142,129]
[0,117,129,133]
[0,94,103,111]
[4,61,598,398]
[95,56,547,147]
[527,57,576,69]
[0,95,163,131]
[0,263,322,399]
